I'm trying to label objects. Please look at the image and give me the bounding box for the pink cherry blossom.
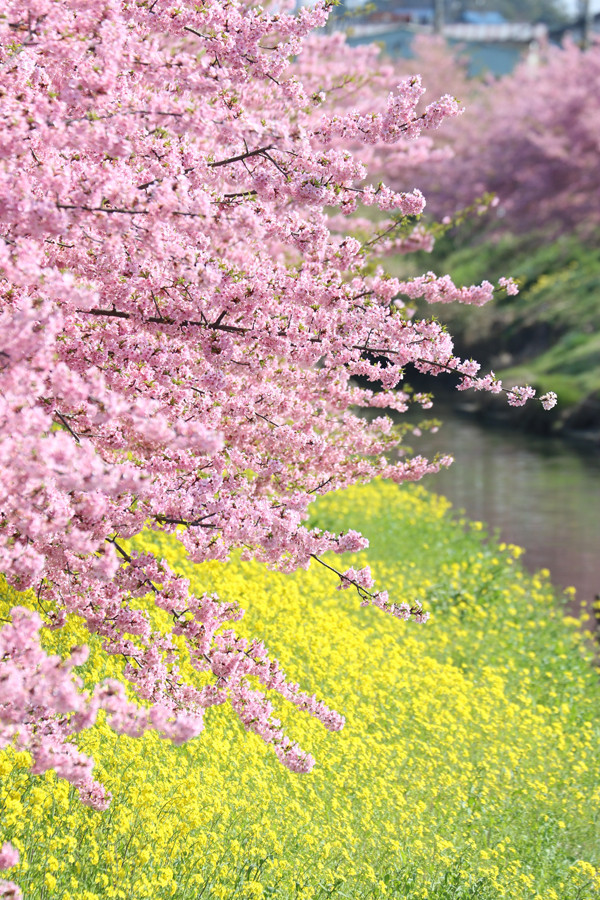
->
[396,36,600,238]
[540,392,558,411]
[0,846,18,872]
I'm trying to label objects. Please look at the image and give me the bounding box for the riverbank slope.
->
[2,480,599,899]
[394,232,600,444]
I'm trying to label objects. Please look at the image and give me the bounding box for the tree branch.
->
[208,145,275,168]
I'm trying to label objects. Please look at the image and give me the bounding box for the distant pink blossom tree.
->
[0,1,556,850]
[405,36,600,236]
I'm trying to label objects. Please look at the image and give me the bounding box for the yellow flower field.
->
[1,482,599,899]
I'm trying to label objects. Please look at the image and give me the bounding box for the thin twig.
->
[55,411,81,443]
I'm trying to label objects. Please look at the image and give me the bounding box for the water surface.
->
[403,402,600,611]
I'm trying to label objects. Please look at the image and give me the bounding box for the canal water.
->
[399,402,600,611]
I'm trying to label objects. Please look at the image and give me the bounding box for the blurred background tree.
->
[447,0,567,24]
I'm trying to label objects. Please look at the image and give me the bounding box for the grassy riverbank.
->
[393,232,600,433]
[2,481,600,899]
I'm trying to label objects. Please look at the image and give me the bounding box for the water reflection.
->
[398,402,600,608]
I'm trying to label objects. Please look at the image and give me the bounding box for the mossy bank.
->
[394,232,600,445]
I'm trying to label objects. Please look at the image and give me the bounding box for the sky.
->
[560,0,582,12]
[557,0,597,12]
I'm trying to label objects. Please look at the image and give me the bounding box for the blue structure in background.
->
[338,3,600,76]
[345,26,525,77]
[460,11,507,26]
[336,4,568,76]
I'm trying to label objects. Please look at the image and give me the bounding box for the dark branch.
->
[54,411,81,444]
[57,201,148,216]
[208,145,275,168]
[154,514,218,528]
[82,307,247,333]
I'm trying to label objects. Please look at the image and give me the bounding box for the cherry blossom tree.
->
[0,3,557,860]
[406,36,600,237]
